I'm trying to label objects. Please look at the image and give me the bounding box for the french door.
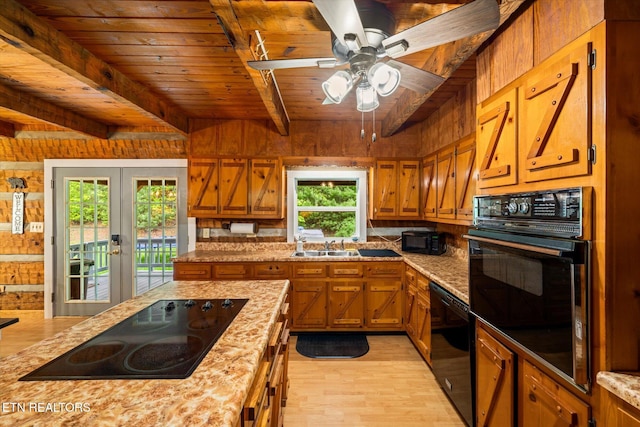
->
[53,167,187,316]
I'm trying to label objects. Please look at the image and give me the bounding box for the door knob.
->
[109,248,120,255]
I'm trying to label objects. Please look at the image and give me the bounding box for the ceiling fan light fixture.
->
[368,63,401,97]
[356,81,379,112]
[322,70,354,104]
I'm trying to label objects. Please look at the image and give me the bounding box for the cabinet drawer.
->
[366,262,403,278]
[405,265,417,286]
[292,263,327,278]
[173,262,212,280]
[329,263,364,278]
[214,263,251,279]
[254,263,289,279]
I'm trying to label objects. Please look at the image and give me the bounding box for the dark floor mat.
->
[295,333,369,359]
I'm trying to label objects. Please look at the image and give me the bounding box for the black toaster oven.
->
[401,231,446,255]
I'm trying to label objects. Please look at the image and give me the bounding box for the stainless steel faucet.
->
[324,240,335,251]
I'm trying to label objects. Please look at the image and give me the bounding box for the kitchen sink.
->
[291,250,360,257]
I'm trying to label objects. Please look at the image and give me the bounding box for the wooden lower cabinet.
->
[173,262,213,280]
[291,280,327,329]
[404,265,432,364]
[520,361,590,427]
[602,389,640,427]
[365,280,402,329]
[476,325,515,427]
[328,281,364,328]
[239,293,290,427]
[476,322,593,427]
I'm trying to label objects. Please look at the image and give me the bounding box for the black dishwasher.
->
[430,282,475,427]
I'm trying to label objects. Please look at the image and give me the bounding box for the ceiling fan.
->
[248,0,500,112]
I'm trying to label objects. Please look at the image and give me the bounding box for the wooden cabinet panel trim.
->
[478,102,511,179]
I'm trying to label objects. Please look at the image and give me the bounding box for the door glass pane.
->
[65,178,110,302]
[133,178,177,296]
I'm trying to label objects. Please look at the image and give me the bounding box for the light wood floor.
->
[0,318,466,426]
[285,334,466,427]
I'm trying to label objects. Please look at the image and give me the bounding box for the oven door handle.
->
[463,234,564,257]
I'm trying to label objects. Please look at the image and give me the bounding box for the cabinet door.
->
[415,292,431,364]
[476,88,518,189]
[188,158,219,216]
[366,280,403,329]
[398,160,420,218]
[291,280,327,328]
[436,146,456,219]
[250,158,282,218]
[476,326,515,427]
[373,160,397,218]
[328,281,364,328]
[422,154,437,220]
[455,135,476,221]
[405,282,418,338]
[521,361,590,427]
[219,158,248,216]
[520,43,592,182]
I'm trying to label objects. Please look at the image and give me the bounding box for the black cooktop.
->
[358,249,402,257]
[20,299,247,381]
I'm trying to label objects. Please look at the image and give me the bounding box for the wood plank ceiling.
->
[0,0,525,139]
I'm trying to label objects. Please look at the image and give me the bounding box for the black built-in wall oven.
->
[467,187,591,391]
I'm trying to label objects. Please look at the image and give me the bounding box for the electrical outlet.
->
[202,228,210,239]
[30,222,44,233]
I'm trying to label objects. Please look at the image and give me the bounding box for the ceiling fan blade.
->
[382,0,499,59]
[386,60,445,95]
[313,0,369,48]
[248,57,338,71]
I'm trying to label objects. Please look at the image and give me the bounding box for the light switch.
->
[30,222,44,233]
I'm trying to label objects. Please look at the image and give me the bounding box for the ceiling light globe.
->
[321,70,353,104]
[368,63,401,97]
[356,83,379,112]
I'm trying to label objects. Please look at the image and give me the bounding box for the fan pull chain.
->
[361,110,365,140]
[371,109,377,143]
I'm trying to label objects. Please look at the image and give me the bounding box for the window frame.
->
[286,168,368,243]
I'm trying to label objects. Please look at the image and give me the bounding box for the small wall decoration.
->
[8,177,26,235]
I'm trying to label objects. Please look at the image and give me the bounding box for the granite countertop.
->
[173,248,469,303]
[597,371,640,412]
[0,279,289,426]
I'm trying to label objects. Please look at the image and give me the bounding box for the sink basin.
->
[291,250,360,257]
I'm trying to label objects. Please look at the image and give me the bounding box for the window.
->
[287,169,367,243]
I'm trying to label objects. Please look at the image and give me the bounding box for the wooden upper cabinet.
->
[422,154,437,220]
[188,158,219,216]
[436,146,456,219]
[249,158,283,218]
[398,160,420,217]
[455,135,477,221]
[373,160,398,218]
[372,159,420,219]
[520,42,593,183]
[219,158,249,216]
[476,87,518,189]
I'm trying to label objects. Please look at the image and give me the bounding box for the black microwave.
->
[401,231,446,255]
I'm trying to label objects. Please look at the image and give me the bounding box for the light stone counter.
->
[597,371,640,412]
[0,279,289,426]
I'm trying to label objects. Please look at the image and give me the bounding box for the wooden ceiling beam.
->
[210,0,290,136]
[0,0,189,135]
[0,83,109,138]
[382,0,528,136]
[0,118,15,137]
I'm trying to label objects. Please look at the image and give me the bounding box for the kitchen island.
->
[0,279,289,426]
